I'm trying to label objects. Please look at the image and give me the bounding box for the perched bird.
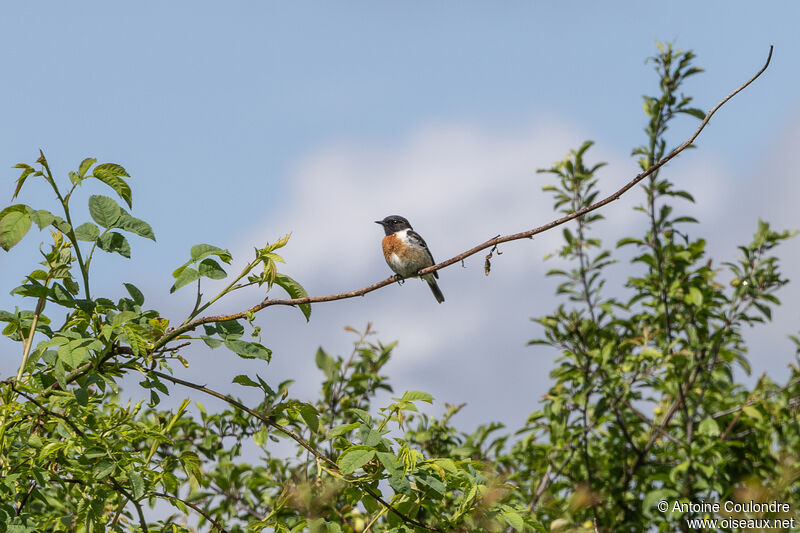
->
[375,215,445,303]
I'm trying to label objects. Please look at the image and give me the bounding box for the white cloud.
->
[222,116,800,430]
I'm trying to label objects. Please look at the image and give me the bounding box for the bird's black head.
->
[375,215,412,235]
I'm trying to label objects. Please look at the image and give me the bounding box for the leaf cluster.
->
[523,43,799,532]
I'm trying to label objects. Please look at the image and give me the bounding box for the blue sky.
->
[2,3,799,430]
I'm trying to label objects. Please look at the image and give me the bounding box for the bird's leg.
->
[393,274,405,285]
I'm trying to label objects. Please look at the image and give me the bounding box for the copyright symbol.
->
[657,500,668,513]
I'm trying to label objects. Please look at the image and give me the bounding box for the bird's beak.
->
[374,220,383,225]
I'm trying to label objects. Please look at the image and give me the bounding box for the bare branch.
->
[152,46,772,352]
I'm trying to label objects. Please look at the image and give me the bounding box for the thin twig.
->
[153,491,230,533]
[108,478,149,533]
[713,375,800,419]
[621,399,685,446]
[11,385,86,437]
[15,481,36,516]
[530,446,578,508]
[151,46,773,352]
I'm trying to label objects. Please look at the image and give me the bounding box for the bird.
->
[375,215,445,303]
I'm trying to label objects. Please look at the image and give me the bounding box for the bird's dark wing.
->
[407,229,439,279]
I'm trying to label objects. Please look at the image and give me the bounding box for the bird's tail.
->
[423,274,445,304]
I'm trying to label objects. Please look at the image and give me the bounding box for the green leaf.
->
[74,222,101,241]
[416,472,446,495]
[51,283,76,306]
[27,434,43,449]
[93,167,132,207]
[190,244,232,263]
[123,283,145,305]
[57,343,88,369]
[306,519,324,531]
[0,205,32,251]
[179,451,203,484]
[12,165,35,200]
[11,284,49,298]
[199,258,227,279]
[643,488,679,516]
[679,107,706,120]
[115,213,155,241]
[669,460,691,483]
[216,320,244,339]
[697,417,719,437]
[274,273,311,321]
[265,233,291,252]
[686,286,703,307]
[399,391,434,403]
[253,427,270,448]
[88,195,121,228]
[173,244,233,279]
[348,408,372,425]
[232,374,260,388]
[617,237,642,248]
[123,324,147,357]
[430,458,458,473]
[315,348,336,379]
[52,216,72,234]
[201,336,223,348]
[74,386,89,406]
[94,460,116,480]
[338,446,376,475]
[742,405,763,421]
[170,267,201,293]
[97,232,131,258]
[93,162,130,178]
[376,451,400,475]
[129,471,145,500]
[360,426,382,447]
[502,510,525,532]
[224,339,271,361]
[54,360,67,389]
[30,210,54,230]
[78,157,97,178]
[388,473,412,495]
[327,422,359,439]
[297,403,319,433]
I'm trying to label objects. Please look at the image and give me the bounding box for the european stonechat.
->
[375,215,445,303]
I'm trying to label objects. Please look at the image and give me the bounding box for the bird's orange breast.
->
[382,234,403,262]
[381,232,432,277]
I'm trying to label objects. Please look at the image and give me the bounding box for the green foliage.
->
[522,43,799,531]
[1,42,797,533]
